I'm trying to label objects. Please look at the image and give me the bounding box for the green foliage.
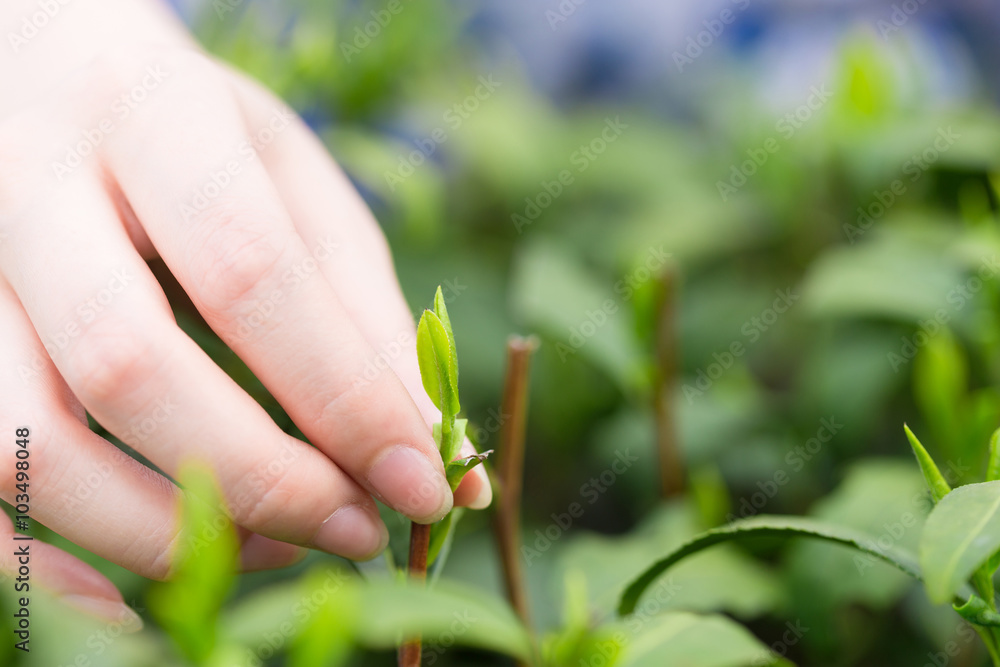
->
[904,425,953,504]
[618,515,922,617]
[417,308,461,419]
[148,463,239,664]
[920,482,1000,604]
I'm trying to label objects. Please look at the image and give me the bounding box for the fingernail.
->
[61,595,144,631]
[368,445,453,523]
[467,467,493,510]
[313,504,389,561]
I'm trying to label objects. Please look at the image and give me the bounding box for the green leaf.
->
[954,595,1000,627]
[445,449,491,491]
[904,424,952,503]
[288,569,357,667]
[356,579,533,661]
[434,419,468,468]
[433,285,457,369]
[427,509,457,567]
[919,481,1000,604]
[618,515,921,616]
[613,612,792,667]
[986,428,1000,482]
[416,309,460,418]
[148,463,239,663]
[560,502,783,621]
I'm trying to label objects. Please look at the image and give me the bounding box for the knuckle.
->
[63,316,165,405]
[237,449,327,539]
[187,209,292,318]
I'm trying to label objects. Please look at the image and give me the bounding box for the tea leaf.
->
[445,449,491,491]
[904,424,952,503]
[919,481,1000,604]
[954,595,1000,627]
[416,309,460,417]
[612,612,793,667]
[618,516,921,616]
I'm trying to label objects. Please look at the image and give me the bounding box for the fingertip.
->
[454,464,493,510]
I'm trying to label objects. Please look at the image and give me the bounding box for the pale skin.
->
[0,0,491,623]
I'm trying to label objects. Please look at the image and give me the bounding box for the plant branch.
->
[399,521,431,667]
[492,335,539,636]
[655,263,685,498]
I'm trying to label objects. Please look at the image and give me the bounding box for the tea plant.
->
[618,425,1000,665]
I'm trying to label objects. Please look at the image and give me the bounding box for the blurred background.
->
[17,0,1000,664]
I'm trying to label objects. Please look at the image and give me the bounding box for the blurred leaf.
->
[800,241,966,322]
[613,612,792,667]
[787,460,929,616]
[149,464,239,664]
[560,503,782,622]
[356,578,533,660]
[511,237,645,392]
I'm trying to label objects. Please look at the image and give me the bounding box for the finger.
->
[102,52,453,523]
[236,527,307,572]
[0,512,142,627]
[0,163,387,561]
[230,70,493,509]
[0,273,180,579]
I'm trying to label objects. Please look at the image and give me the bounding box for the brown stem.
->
[399,521,431,667]
[492,335,539,638]
[655,264,685,498]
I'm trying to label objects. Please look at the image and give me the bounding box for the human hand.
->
[0,0,490,621]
